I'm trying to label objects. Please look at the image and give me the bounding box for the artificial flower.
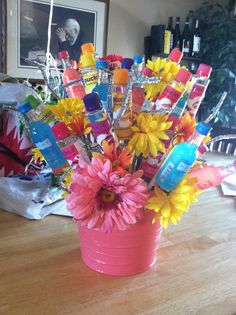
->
[145,58,180,100]
[48,97,84,122]
[67,115,91,136]
[62,170,73,198]
[129,113,172,157]
[66,157,148,233]
[146,176,201,228]
[48,98,91,136]
[175,113,196,144]
[93,140,133,176]
[32,148,45,162]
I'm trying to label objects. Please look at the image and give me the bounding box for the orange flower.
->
[93,141,133,176]
[175,113,196,144]
[67,115,91,136]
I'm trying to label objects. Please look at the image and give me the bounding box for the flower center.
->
[101,189,116,203]
[112,160,121,167]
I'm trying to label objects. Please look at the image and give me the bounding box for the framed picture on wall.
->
[3,0,109,80]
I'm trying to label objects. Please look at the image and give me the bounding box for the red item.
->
[51,122,70,140]
[78,211,162,276]
[175,68,192,84]
[196,64,212,78]
[168,48,183,64]
[0,111,33,176]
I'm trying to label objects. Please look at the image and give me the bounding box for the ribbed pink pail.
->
[77,211,162,276]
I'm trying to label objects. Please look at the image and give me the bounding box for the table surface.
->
[0,153,236,315]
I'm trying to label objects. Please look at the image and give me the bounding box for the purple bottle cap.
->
[83,92,102,112]
[121,58,134,70]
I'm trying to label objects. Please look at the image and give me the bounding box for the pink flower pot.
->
[77,210,162,276]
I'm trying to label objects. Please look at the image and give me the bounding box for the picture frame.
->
[2,0,109,80]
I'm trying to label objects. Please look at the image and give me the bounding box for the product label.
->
[164,30,171,55]
[61,144,78,161]
[88,111,107,123]
[182,39,190,53]
[35,138,52,150]
[36,109,54,125]
[113,92,125,119]
[186,83,206,117]
[156,85,182,112]
[176,162,189,172]
[170,34,173,50]
[90,120,111,137]
[83,72,98,93]
[193,36,201,53]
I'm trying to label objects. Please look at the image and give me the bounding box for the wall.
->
[106,0,204,57]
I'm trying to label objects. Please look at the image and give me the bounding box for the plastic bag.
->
[0,173,71,219]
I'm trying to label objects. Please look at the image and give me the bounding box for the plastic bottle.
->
[83,92,116,148]
[51,121,81,162]
[58,50,85,99]
[92,60,109,110]
[112,69,133,140]
[18,102,69,174]
[185,64,212,117]
[155,68,192,113]
[121,58,134,77]
[80,53,98,93]
[155,121,211,191]
[24,95,56,126]
[132,55,143,77]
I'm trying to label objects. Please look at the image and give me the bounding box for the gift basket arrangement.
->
[1,37,236,275]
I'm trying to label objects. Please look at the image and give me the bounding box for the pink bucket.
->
[77,210,162,276]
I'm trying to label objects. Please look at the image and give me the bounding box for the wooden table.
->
[0,153,236,315]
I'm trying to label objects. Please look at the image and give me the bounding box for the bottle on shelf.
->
[18,102,69,174]
[166,16,174,51]
[164,30,171,55]
[185,64,212,117]
[173,17,181,50]
[58,50,85,99]
[155,68,192,113]
[181,17,191,56]
[190,19,202,58]
[155,121,211,191]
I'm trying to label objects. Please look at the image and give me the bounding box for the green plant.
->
[189,0,236,129]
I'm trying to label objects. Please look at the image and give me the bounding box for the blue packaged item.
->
[156,122,211,191]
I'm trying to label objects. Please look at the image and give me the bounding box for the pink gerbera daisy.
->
[66,157,148,233]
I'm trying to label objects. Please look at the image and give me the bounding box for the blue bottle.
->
[156,122,211,191]
[18,102,68,174]
[93,60,109,111]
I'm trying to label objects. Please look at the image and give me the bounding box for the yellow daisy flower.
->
[146,176,201,229]
[62,169,73,198]
[32,148,45,162]
[48,97,91,136]
[47,97,85,123]
[145,58,181,100]
[128,113,172,157]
